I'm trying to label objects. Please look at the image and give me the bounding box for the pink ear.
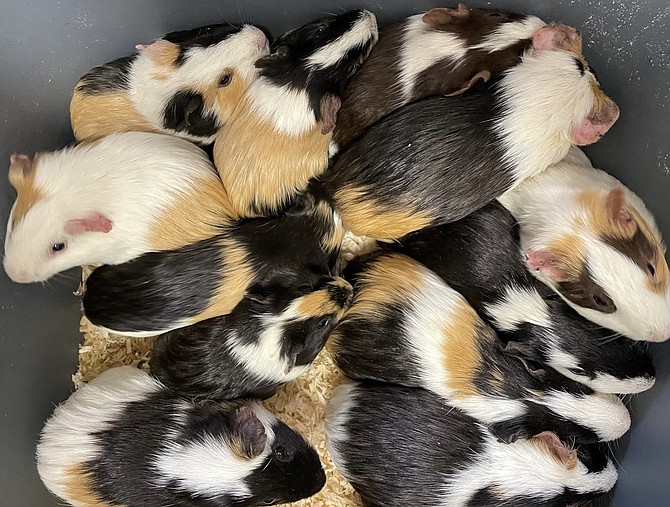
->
[532,431,577,469]
[444,70,492,97]
[606,188,637,236]
[525,249,568,281]
[422,4,469,27]
[532,23,579,51]
[65,213,113,235]
[135,39,176,62]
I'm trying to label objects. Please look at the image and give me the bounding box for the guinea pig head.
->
[133,23,269,142]
[3,154,113,283]
[524,187,670,342]
[256,10,378,134]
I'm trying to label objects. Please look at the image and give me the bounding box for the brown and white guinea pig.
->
[150,274,353,400]
[326,381,618,507]
[70,23,269,144]
[3,132,236,284]
[36,366,325,507]
[333,5,546,151]
[323,24,620,241]
[499,147,670,343]
[394,201,655,395]
[213,10,378,218]
[330,252,630,444]
[82,188,343,336]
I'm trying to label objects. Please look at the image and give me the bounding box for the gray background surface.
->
[0,1,667,505]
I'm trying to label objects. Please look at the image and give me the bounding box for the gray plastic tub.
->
[1,1,668,505]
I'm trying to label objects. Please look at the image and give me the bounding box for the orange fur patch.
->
[70,91,154,142]
[334,187,432,240]
[64,464,118,507]
[545,234,587,282]
[296,278,353,320]
[200,71,249,125]
[7,155,45,228]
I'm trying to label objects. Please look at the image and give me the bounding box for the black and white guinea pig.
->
[326,381,618,507]
[213,10,378,218]
[330,252,630,444]
[36,366,326,507]
[3,132,235,284]
[394,201,655,395]
[82,188,343,336]
[150,274,353,400]
[70,23,269,143]
[334,5,545,151]
[323,24,620,241]
[500,147,670,343]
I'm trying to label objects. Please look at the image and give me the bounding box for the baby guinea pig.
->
[70,23,269,143]
[150,273,353,400]
[394,201,655,395]
[213,10,378,218]
[82,188,343,336]
[36,366,326,507]
[323,23,620,241]
[499,147,670,343]
[334,5,546,151]
[326,381,618,507]
[330,252,631,444]
[3,132,236,284]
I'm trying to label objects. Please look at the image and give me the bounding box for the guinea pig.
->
[36,366,325,507]
[499,147,670,343]
[82,189,343,335]
[330,252,630,444]
[326,381,618,507]
[3,132,236,284]
[334,5,546,151]
[323,23,620,241]
[394,201,655,395]
[150,274,353,400]
[213,10,378,218]
[70,23,269,143]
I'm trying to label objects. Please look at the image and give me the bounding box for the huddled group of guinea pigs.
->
[4,4,669,507]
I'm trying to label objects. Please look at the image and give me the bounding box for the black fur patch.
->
[76,56,134,94]
[163,90,219,137]
[163,23,245,66]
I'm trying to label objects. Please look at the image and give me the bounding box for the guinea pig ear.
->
[230,406,268,459]
[8,154,34,188]
[319,94,342,135]
[64,212,113,235]
[255,45,290,68]
[525,248,570,282]
[135,39,178,66]
[532,23,581,53]
[422,4,470,28]
[531,431,578,469]
[444,70,492,97]
[605,188,637,237]
[503,340,542,363]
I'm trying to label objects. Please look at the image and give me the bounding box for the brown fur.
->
[531,431,578,470]
[333,186,432,240]
[213,96,331,217]
[148,176,237,251]
[70,91,154,142]
[296,278,353,320]
[7,154,45,228]
[225,435,258,461]
[545,234,587,282]
[200,71,249,126]
[146,40,180,68]
[64,464,118,507]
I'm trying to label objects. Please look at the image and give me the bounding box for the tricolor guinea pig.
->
[82,189,343,335]
[334,5,546,151]
[3,132,235,284]
[213,10,378,218]
[70,23,269,143]
[395,201,655,395]
[150,274,353,400]
[500,147,670,343]
[330,252,630,444]
[326,382,618,507]
[323,23,619,240]
[36,366,325,507]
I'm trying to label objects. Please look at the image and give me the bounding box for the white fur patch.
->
[472,16,545,52]
[324,382,360,478]
[245,78,316,136]
[398,14,468,101]
[483,283,552,331]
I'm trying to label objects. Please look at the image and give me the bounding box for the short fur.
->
[500,147,670,342]
[150,276,353,400]
[82,188,343,335]
[394,201,655,394]
[213,10,378,218]
[324,24,619,240]
[36,366,325,507]
[3,132,236,283]
[334,7,544,150]
[71,24,269,143]
[330,252,630,443]
[325,382,618,507]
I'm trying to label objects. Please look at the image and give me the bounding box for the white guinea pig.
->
[499,147,670,342]
[3,132,235,283]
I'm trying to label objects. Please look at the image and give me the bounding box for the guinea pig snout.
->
[3,261,32,284]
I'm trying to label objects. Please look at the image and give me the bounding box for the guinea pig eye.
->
[316,25,327,34]
[568,367,585,376]
[316,317,331,330]
[218,73,233,87]
[273,444,294,462]
[592,295,608,307]
[647,263,656,277]
[261,499,278,506]
[51,242,66,253]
